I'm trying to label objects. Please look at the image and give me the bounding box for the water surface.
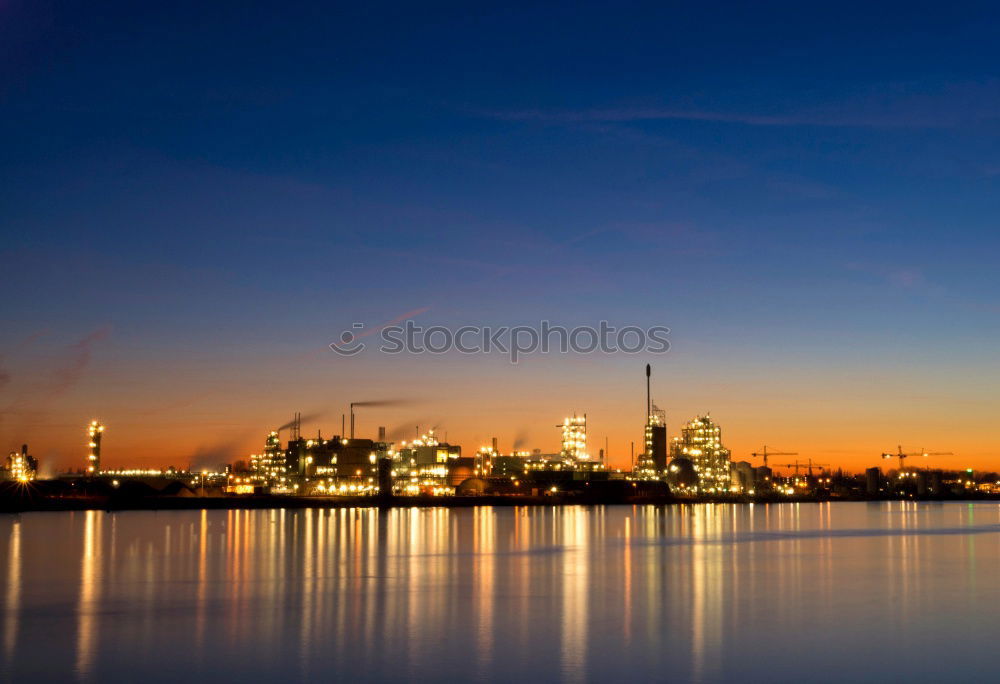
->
[2,502,999,682]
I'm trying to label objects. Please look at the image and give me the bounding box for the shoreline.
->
[4,492,1000,514]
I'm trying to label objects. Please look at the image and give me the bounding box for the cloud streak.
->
[476,81,1000,130]
[0,327,110,437]
[486,107,817,127]
[46,327,111,401]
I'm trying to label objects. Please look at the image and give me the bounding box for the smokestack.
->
[21,444,27,456]
[350,403,355,440]
[646,363,651,419]
[492,437,498,453]
[379,426,386,442]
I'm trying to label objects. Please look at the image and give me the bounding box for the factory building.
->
[492,452,530,477]
[245,420,475,496]
[248,427,387,494]
[3,444,37,482]
[730,460,755,493]
[670,414,732,493]
[475,438,500,477]
[249,431,290,488]
[635,366,667,479]
[393,429,465,495]
[524,454,603,472]
[298,435,384,490]
[636,407,667,479]
[514,416,606,476]
[559,414,588,463]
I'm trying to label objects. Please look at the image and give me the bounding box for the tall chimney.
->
[646,363,651,420]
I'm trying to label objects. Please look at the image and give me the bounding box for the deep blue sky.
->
[2,1,1000,469]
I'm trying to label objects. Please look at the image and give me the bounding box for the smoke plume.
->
[47,326,111,401]
[188,440,243,471]
[276,411,327,432]
[350,399,411,408]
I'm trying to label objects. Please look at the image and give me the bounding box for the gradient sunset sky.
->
[3,1,1000,474]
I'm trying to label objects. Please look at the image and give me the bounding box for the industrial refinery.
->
[0,364,993,510]
[1,445,37,483]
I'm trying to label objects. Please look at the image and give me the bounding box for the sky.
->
[2,0,1000,474]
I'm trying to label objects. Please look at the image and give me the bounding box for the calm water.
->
[2,502,1000,682]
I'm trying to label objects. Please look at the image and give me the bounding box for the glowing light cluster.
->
[4,447,36,483]
[670,414,731,493]
[560,414,588,462]
[86,421,104,474]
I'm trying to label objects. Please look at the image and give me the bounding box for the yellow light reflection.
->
[75,510,101,677]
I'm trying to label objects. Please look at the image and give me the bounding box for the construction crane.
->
[773,459,829,477]
[881,445,953,471]
[751,446,797,469]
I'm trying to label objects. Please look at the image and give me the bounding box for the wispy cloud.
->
[481,105,975,129]
[0,326,111,435]
[484,107,813,127]
[474,81,1000,130]
[47,326,111,401]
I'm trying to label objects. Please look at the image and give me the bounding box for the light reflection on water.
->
[2,502,1000,682]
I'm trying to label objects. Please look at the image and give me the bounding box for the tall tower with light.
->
[87,420,104,474]
[559,414,588,462]
[636,364,667,478]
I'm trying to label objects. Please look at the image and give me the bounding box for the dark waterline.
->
[2,502,999,683]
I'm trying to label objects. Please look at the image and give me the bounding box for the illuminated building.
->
[525,456,587,471]
[3,444,37,482]
[475,446,496,477]
[559,414,588,463]
[392,430,463,495]
[635,366,667,479]
[86,421,104,474]
[302,436,382,486]
[492,452,530,477]
[248,425,392,494]
[669,414,731,493]
[475,437,500,477]
[635,406,667,479]
[249,431,288,487]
